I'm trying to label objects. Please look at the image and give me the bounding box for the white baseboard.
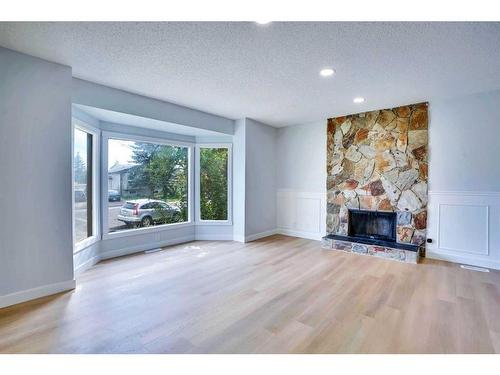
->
[237,228,324,243]
[277,228,323,241]
[100,235,195,260]
[0,279,76,309]
[233,234,245,243]
[245,229,279,242]
[195,234,234,241]
[74,255,101,275]
[426,250,500,271]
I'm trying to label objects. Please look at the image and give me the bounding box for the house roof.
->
[108,162,137,174]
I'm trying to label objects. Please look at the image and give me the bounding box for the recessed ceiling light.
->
[255,21,271,25]
[353,97,365,103]
[320,68,335,77]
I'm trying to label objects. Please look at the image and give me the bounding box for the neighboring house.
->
[108,162,137,197]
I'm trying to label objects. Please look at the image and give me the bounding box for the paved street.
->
[74,201,89,243]
[108,201,127,232]
[74,200,127,240]
[75,199,184,240]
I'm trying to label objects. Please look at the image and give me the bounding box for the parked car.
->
[108,190,121,202]
[117,199,181,227]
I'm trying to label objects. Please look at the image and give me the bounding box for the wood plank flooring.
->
[1,235,500,353]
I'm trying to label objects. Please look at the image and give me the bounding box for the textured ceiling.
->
[1,22,500,127]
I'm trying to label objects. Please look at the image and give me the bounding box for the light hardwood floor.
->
[1,235,500,354]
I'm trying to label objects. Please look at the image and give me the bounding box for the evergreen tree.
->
[127,142,189,221]
[125,142,228,223]
[127,142,160,197]
[74,152,87,184]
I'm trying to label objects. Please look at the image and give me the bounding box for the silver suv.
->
[117,199,182,227]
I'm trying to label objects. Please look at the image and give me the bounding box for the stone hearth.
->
[324,102,428,263]
[321,236,419,264]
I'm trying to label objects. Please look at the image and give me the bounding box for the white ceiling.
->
[74,104,226,137]
[1,22,500,127]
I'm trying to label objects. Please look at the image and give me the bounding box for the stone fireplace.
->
[322,103,428,263]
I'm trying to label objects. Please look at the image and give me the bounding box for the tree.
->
[127,142,161,197]
[199,148,228,220]
[127,142,189,221]
[74,152,87,184]
[147,146,188,199]
[124,142,227,223]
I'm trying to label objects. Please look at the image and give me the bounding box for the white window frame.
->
[195,143,233,225]
[72,118,100,253]
[101,131,194,240]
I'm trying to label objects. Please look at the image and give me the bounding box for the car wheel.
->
[141,216,153,227]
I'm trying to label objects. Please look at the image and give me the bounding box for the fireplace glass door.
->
[348,209,397,242]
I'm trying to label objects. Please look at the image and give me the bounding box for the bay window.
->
[74,125,232,244]
[73,120,99,251]
[196,144,232,223]
[103,133,192,236]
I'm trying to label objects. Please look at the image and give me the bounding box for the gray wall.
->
[232,118,277,240]
[0,47,279,306]
[72,78,234,135]
[232,119,247,241]
[276,90,500,194]
[245,119,277,237]
[276,121,326,192]
[0,47,74,296]
[428,90,500,192]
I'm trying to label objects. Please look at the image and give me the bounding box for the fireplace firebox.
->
[348,209,396,243]
[324,207,418,258]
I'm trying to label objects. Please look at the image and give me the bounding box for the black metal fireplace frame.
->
[348,209,397,242]
[326,209,419,252]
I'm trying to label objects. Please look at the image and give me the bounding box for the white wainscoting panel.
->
[277,189,326,241]
[438,204,489,255]
[427,191,500,270]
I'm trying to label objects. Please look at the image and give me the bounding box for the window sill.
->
[102,221,194,241]
[74,236,98,255]
[196,220,233,226]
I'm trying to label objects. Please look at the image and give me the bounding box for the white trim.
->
[276,188,325,196]
[100,235,195,260]
[277,228,323,241]
[0,280,76,309]
[460,264,490,273]
[426,190,500,270]
[101,131,194,240]
[233,234,246,243]
[195,221,233,226]
[74,254,100,275]
[245,229,279,242]
[426,250,500,271]
[104,221,194,240]
[72,118,101,254]
[74,237,98,254]
[276,188,326,241]
[102,130,194,149]
[429,190,500,196]
[195,143,233,225]
[195,234,234,241]
[437,203,489,256]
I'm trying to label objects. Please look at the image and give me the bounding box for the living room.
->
[1,1,500,371]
